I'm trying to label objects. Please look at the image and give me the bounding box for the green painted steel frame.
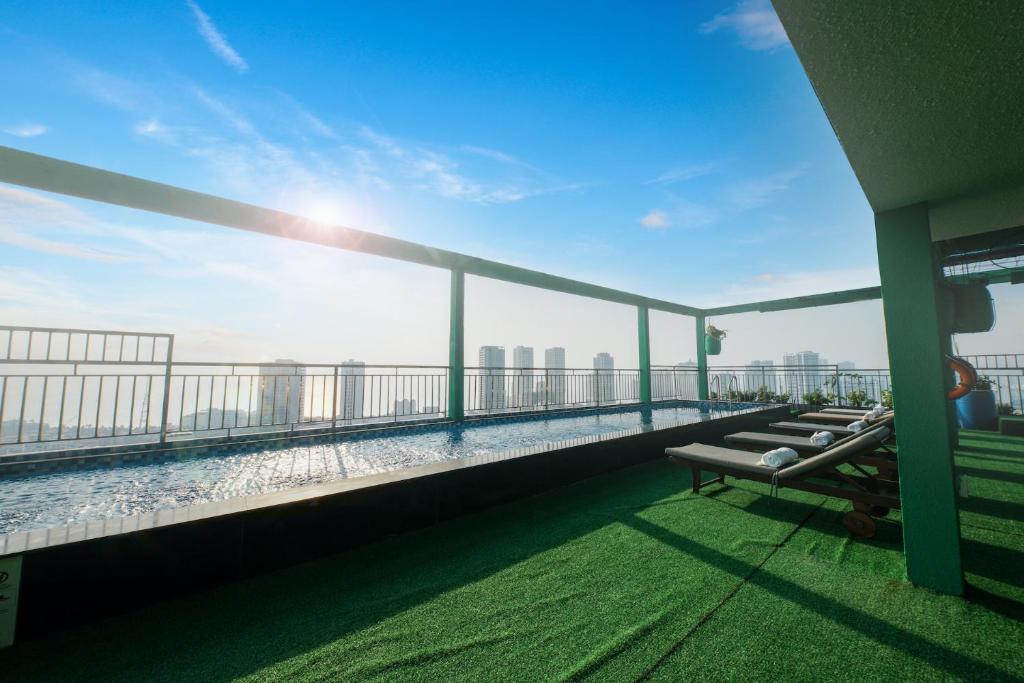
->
[637,306,651,403]
[0,146,1008,596]
[876,204,963,595]
[448,269,465,421]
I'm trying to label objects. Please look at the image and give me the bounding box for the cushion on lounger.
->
[664,443,774,475]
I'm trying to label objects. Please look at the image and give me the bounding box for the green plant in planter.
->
[880,389,893,409]
[802,388,829,405]
[704,325,726,356]
[706,325,727,340]
[974,375,995,391]
[846,389,877,408]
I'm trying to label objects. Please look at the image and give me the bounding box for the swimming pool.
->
[0,401,762,535]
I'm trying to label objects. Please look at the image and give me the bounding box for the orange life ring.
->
[946,355,977,400]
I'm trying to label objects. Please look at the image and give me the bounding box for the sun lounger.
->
[725,417,897,474]
[769,420,858,437]
[797,411,890,426]
[725,419,887,454]
[666,427,898,538]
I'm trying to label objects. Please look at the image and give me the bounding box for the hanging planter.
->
[705,324,726,356]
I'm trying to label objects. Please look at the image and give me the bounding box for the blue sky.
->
[0,1,1016,366]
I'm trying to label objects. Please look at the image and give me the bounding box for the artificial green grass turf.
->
[1,433,1022,681]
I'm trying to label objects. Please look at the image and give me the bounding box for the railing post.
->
[332,365,339,429]
[158,335,174,443]
[695,315,709,400]
[637,305,651,404]
[447,269,465,421]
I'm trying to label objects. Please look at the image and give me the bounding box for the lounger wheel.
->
[853,501,890,518]
[842,510,876,539]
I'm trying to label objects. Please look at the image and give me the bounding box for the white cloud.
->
[647,162,722,186]
[640,209,670,229]
[71,65,148,110]
[3,123,47,138]
[725,165,806,210]
[639,201,718,231]
[185,0,249,73]
[700,0,790,52]
[360,126,569,204]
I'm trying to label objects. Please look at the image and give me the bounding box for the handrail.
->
[0,145,701,318]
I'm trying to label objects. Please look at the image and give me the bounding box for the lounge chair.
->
[821,408,880,415]
[725,416,897,475]
[797,410,891,426]
[666,427,898,538]
[769,420,859,437]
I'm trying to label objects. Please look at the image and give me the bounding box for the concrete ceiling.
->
[773,1,1024,218]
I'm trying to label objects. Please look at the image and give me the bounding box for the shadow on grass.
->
[966,583,1024,623]
[957,466,1024,485]
[622,515,1014,682]
[959,496,1024,523]
[958,444,1024,458]
[961,537,1024,592]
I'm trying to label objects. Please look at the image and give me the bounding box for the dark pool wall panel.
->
[11,407,789,640]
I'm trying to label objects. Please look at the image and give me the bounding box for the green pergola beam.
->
[948,266,1024,286]
[695,315,709,400]
[701,286,882,317]
[0,145,701,318]
[876,204,963,595]
[637,306,651,403]
[448,269,465,421]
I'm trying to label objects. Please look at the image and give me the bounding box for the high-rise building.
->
[783,350,825,401]
[544,347,567,406]
[340,360,365,420]
[512,346,536,408]
[745,360,776,394]
[674,360,699,399]
[837,361,856,371]
[478,346,506,411]
[391,398,418,416]
[258,360,306,425]
[593,352,615,403]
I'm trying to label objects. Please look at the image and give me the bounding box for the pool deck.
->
[1,430,1022,681]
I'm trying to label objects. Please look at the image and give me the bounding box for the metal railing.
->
[650,366,701,401]
[0,325,449,452]
[705,365,893,407]
[4,324,1020,454]
[164,363,449,438]
[464,367,643,415]
[962,355,1024,414]
[0,326,174,449]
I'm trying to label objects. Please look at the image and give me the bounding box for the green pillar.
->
[875,204,963,595]
[448,269,465,421]
[695,315,709,400]
[638,306,651,403]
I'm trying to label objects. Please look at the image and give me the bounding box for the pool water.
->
[0,402,758,535]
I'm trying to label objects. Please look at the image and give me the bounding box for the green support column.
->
[876,204,963,595]
[638,306,651,403]
[448,269,465,421]
[695,315,709,400]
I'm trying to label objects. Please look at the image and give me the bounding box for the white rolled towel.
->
[760,447,799,468]
[847,420,869,432]
[810,430,835,447]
